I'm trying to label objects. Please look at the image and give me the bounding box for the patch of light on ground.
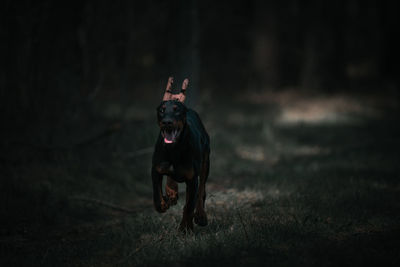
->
[291,145,331,156]
[235,145,265,161]
[245,90,381,125]
[207,186,291,209]
[235,145,279,166]
[277,96,374,125]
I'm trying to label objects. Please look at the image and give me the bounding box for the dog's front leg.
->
[151,166,169,213]
[179,174,198,232]
[166,177,179,206]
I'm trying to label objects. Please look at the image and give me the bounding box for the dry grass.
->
[1,89,399,266]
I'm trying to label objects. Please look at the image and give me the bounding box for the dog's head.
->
[157,77,189,144]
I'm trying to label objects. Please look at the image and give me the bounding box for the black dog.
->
[152,77,210,231]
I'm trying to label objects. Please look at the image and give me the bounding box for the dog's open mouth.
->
[161,128,180,144]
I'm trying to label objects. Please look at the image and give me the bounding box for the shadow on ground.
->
[1,89,399,266]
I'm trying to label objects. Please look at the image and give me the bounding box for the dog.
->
[152,77,210,231]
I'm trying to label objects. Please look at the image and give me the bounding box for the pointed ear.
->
[171,78,189,103]
[182,78,189,91]
[163,77,174,101]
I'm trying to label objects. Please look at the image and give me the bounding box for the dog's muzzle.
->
[160,120,181,144]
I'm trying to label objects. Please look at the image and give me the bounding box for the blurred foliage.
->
[1,0,399,140]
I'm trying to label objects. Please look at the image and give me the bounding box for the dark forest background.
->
[2,0,399,129]
[1,1,400,266]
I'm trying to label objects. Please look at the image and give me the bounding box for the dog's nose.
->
[162,119,173,126]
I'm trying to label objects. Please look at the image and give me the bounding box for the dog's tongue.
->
[164,132,174,143]
[164,137,173,144]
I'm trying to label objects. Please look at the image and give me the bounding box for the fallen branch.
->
[125,147,154,158]
[8,122,122,152]
[69,196,138,214]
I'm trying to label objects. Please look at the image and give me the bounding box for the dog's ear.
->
[175,78,189,103]
[163,77,174,101]
[162,77,189,103]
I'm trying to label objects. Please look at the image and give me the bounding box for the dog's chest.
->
[156,161,193,182]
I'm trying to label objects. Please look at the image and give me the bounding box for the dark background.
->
[2,0,399,121]
[1,0,400,266]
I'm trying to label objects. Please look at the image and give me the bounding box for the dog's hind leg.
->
[179,173,198,232]
[194,153,209,226]
[165,176,179,206]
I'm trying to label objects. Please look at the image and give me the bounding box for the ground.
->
[1,89,399,266]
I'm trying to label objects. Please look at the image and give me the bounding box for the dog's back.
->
[187,109,210,156]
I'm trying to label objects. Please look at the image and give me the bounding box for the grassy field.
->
[1,89,399,266]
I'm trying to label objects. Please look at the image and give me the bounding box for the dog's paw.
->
[179,218,194,232]
[165,180,178,206]
[154,197,169,213]
[194,211,208,226]
[166,189,179,206]
[167,195,178,206]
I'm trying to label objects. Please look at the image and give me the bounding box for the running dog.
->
[151,77,210,231]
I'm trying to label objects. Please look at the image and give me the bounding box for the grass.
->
[1,89,399,266]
